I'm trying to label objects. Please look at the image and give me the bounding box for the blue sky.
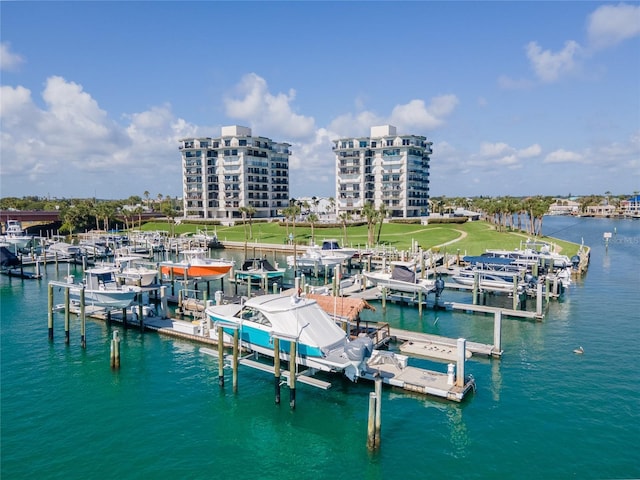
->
[1,1,639,201]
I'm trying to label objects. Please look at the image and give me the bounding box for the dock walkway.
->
[388,328,495,357]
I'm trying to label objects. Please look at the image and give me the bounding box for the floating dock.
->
[389,328,496,358]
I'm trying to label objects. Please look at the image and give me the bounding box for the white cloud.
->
[327,111,382,138]
[389,95,459,131]
[0,42,25,72]
[587,3,640,50]
[518,144,542,158]
[224,73,316,140]
[479,142,513,157]
[543,149,584,164]
[0,76,193,197]
[526,40,582,83]
[327,94,459,138]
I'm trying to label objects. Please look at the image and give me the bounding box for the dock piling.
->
[456,338,466,387]
[374,376,382,447]
[367,392,378,450]
[48,284,54,341]
[493,311,502,356]
[289,341,297,409]
[232,329,239,393]
[110,330,120,369]
[80,287,86,349]
[274,337,281,404]
[64,287,70,344]
[217,325,225,387]
[536,281,543,316]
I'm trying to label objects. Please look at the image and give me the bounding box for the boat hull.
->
[161,264,231,280]
[70,287,138,308]
[364,272,435,294]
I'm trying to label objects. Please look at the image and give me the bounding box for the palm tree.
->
[239,206,249,241]
[246,205,256,239]
[361,202,377,246]
[144,191,150,211]
[376,203,388,244]
[161,200,177,237]
[328,197,336,217]
[133,205,144,229]
[339,211,351,246]
[307,213,319,245]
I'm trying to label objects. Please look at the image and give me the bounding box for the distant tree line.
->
[1,191,634,238]
[0,193,180,235]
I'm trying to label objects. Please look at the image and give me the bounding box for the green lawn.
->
[141,220,581,257]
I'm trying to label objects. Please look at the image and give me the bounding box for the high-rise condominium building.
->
[179,126,290,220]
[333,125,433,218]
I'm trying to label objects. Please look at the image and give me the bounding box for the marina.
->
[1,216,639,479]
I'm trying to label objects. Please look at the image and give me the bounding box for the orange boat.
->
[161,249,233,280]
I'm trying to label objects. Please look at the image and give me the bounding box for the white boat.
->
[1,220,33,251]
[451,267,523,291]
[483,240,574,270]
[363,262,436,294]
[205,293,387,382]
[68,265,140,308]
[46,241,83,259]
[114,256,158,287]
[286,245,344,271]
[318,239,358,260]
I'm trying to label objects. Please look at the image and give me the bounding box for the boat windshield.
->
[237,307,272,327]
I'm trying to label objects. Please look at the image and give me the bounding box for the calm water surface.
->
[1,217,639,479]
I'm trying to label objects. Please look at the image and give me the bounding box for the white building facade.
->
[333,125,432,218]
[179,126,290,220]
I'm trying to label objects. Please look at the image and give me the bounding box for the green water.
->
[1,217,639,479]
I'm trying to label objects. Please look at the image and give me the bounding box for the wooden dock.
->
[389,328,496,358]
[362,363,474,402]
[447,301,541,320]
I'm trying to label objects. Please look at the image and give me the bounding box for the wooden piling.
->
[80,287,86,349]
[64,287,70,344]
[138,296,144,332]
[512,275,518,310]
[545,276,550,303]
[217,325,225,387]
[536,281,543,317]
[274,337,281,404]
[367,392,377,450]
[47,283,54,341]
[381,287,387,310]
[472,272,479,305]
[289,341,297,409]
[232,328,239,393]
[374,376,382,447]
[110,330,120,369]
